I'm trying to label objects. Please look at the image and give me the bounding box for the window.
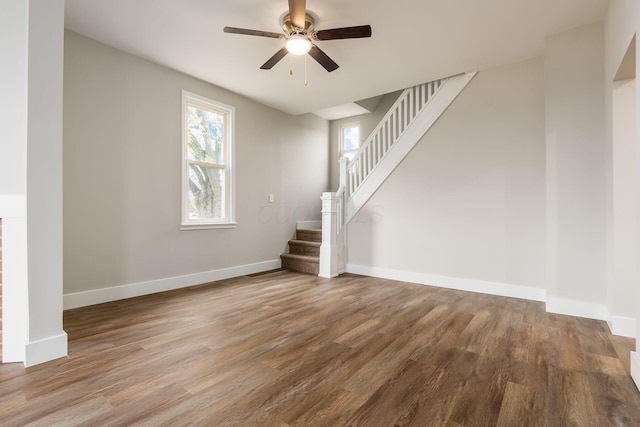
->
[340,122,360,160]
[181,91,235,229]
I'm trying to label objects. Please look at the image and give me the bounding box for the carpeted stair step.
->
[288,239,321,257]
[280,253,319,275]
[295,228,322,243]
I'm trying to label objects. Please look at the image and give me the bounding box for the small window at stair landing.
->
[181,91,236,230]
[340,122,360,160]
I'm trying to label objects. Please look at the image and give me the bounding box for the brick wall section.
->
[0,218,3,362]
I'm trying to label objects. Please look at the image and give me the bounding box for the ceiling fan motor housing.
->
[282,13,315,35]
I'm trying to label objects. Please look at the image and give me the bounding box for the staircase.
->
[280,229,321,275]
[278,73,477,278]
[344,72,477,222]
[319,72,478,278]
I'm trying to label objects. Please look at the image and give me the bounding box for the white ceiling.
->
[64,0,610,117]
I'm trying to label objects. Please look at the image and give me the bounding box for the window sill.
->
[180,222,237,231]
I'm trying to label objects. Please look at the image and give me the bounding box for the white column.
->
[0,0,67,366]
[24,0,67,367]
[319,192,339,278]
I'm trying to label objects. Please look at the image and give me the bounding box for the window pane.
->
[343,126,359,151]
[188,164,225,220]
[187,105,225,164]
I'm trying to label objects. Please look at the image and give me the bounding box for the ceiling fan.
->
[223,0,372,73]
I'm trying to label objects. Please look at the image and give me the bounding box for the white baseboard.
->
[610,316,636,338]
[63,259,639,340]
[546,297,609,321]
[297,220,321,229]
[345,264,637,338]
[345,264,546,302]
[545,300,636,338]
[24,332,68,367]
[63,259,281,310]
[631,352,640,391]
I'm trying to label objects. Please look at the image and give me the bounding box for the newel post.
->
[319,192,339,278]
[339,157,348,190]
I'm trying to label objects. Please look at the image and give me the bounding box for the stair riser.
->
[281,258,319,275]
[289,244,320,257]
[296,229,322,243]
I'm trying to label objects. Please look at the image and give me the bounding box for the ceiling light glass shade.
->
[286,36,312,55]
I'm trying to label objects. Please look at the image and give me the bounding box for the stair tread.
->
[288,239,321,247]
[280,253,319,263]
[296,228,322,243]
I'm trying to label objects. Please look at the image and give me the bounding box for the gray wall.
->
[544,22,607,304]
[63,31,329,294]
[346,57,547,290]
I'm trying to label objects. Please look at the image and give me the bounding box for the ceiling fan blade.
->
[288,0,306,30]
[315,25,372,41]
[260,48,288,70]
[308,45,339,72]
[223,26,283,39]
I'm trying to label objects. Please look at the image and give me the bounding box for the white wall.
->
[0,0,29,364]
[63,31,329,298]
[544,22,607,309]
[0,1,28,196]
[346,57,546,294]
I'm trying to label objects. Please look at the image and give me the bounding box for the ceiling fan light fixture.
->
[224,1,372,72]
[286,35,312,55]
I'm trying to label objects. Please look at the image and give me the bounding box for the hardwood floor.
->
[1,271,639,426]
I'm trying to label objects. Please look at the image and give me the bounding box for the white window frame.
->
[181,90,236,230]
[339,122,360,160]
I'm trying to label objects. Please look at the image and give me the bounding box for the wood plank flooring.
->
[1,271,639,426]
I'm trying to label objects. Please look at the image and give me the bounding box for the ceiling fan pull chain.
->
[290,55,293,76]
[304,54,308,86]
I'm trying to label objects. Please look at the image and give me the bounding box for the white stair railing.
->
[346,79,445,198]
